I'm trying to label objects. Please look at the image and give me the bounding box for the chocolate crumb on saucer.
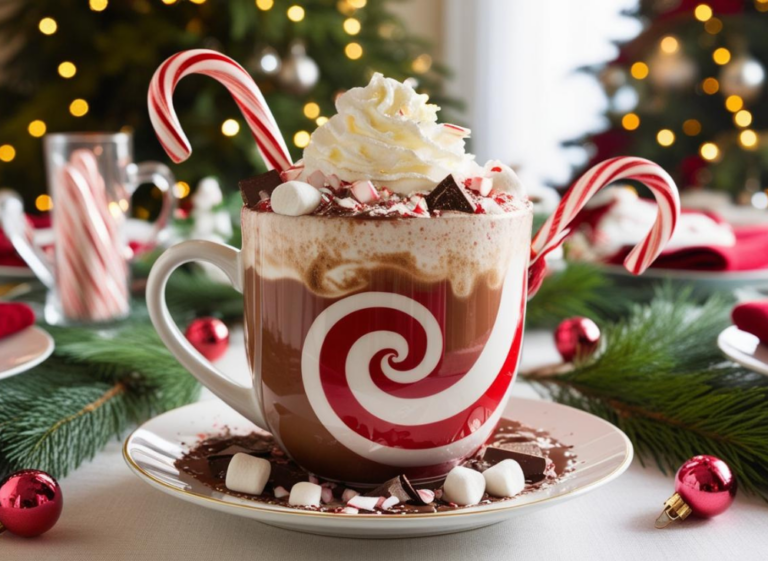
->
[175,419,576,515]
[483,443,549,481]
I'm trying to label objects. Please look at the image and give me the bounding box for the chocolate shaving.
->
[483,443,548,479]
[239,170,282,208]
[366,474,426,505]
[424,174,475,214]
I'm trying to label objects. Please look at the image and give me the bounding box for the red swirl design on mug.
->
[301,270,526,467]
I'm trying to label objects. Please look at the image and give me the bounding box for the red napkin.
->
[607,225,768,272]
[0,303,35,340]
[732,301,768,345]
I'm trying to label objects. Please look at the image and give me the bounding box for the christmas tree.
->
[573,0,768,202]
[0,0,448,213]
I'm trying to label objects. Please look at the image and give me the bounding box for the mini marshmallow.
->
[270,181,322,216]
[380,496,400,510]
[224,453,271,495]
[320,487,334,504]
[289,482,323,507]
[341,488,359,502]
[341,507,359,514]
[443,466,486,506]
[347,495,381,511]
[483,459,525,498]
[273,485,290,499]
[466,176,493,197]
[484,161,524,197]
[351,180,379,204]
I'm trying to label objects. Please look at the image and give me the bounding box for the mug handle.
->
[0,190,56,289]
[126,161,177,249]
[146,239,269,430]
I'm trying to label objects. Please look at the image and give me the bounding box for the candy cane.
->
[148,49,292,172]
[529,156,680,295]
[55,165,129,321]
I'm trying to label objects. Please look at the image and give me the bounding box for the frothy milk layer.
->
[242,206,533,299]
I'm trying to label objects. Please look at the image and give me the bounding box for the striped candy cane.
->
[148,49,292,172]
[55,163,129,322]
[529,157,680,296]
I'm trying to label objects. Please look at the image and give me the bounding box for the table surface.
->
[3,330,766,561]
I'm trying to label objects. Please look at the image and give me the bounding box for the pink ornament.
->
[655,455,737,528]
[185,317,229,362]
[0,470,63,538]
[554,317,601,362]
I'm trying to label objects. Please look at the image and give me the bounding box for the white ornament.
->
[483,459,525,498]
[271,181,322,216]
[225,454,271,495]
[277,41,320,95]
[720,54,765,102]
[443,466,486,506]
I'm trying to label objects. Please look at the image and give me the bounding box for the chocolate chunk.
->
[483,443,547,479]
[239,170,282,208]
[424,174,475,214]
[366,474,426,505]
[206,443,272,462]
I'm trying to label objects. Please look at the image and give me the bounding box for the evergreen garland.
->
[523,287,768,499]
[0,311,200,478]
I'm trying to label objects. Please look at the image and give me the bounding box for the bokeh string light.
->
[0,145,16,162]
[622,113,640,131]
[345,42,363,60]
[221,119,240,136]
[657,129,675,147]
[294,130,311,148]
[35,194,53,212]
[28,120,46,138]
[58,61,77,78]
[343,18,361,35]
[256,0,274,10]
[69,99,89,117]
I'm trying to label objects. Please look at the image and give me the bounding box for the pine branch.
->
[0,310,200,478]
[523,288,768,499]
[526,263,629,328]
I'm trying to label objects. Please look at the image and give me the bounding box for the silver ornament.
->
[720,54,765,102]
[277,41,320,95]
[254,45,282,76]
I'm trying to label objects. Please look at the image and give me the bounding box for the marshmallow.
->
[341,507,359,514]
[289,482,323,507]
[443,466,486,506]
[347,495,381,511]
[466,176,493,197]
[484,161,525,197]
[483,460,525,498]
[341,488,359,502]
[273,485,289,499]
[351,180,379,204]
[271,181,322,216]
[380,496,400,510]
[320,486,334,504]
[224,453,271,495]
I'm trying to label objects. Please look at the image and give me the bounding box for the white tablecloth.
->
[2,330,765,560]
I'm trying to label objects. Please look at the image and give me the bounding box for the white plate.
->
[718,325,768,376]
[124,398,633,539]
[595,263,768,292]
[0,326,55,381]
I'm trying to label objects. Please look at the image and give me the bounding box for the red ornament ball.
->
[185,317,229,362]
[554,317,601,362]
[675,455,737,518]
[0,469,63,538]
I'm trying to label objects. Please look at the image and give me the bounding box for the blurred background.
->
[2,0,768,215]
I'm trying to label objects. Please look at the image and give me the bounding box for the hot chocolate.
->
[147,51,681,489]
[242,208,531,484]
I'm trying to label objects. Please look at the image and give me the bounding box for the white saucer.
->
[718,325,768,376]
[124,398,633,538]
[0,326,55,381]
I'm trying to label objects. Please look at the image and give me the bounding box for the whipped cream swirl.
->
[302,73,483,195]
